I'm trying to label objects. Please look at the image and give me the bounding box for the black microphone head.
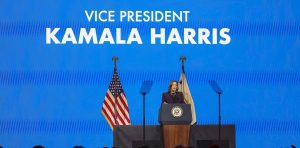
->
[208,80,223,94]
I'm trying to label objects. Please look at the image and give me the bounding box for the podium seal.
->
[171,106,183,118]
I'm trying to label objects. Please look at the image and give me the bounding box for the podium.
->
[159,104,192,148]
[113,125,235,148]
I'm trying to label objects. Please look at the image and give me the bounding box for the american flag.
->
[101,68,131,130]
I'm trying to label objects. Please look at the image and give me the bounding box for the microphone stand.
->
[139,80,153,148]
[218,92,222,144]
[208,80,223,146]
[142,92,146,145]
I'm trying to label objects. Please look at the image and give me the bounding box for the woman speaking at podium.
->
[160,80,190,148]
[162,80,185,104]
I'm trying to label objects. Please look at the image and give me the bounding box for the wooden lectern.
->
[159,104,192,148]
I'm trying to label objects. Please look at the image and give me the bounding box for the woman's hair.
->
[168,80,179,92]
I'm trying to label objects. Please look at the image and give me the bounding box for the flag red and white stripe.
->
[101,68,130,130]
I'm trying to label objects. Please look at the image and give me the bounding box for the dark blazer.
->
[162,91,185,104]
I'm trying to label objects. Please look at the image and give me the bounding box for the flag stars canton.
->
[109,72,123,96]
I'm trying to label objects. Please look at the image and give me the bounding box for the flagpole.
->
[180,56,186,94]
[112,56,119,128]
[179,56,197,125]
[180,56,186,74]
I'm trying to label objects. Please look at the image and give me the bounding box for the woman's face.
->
[170,82,178,92]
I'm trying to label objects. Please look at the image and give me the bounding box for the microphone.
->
[208,80,222,94]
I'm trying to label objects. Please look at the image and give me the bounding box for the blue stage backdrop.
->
[1,0,300,147]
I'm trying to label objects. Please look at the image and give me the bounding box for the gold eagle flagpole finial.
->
[112,56,119,69]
